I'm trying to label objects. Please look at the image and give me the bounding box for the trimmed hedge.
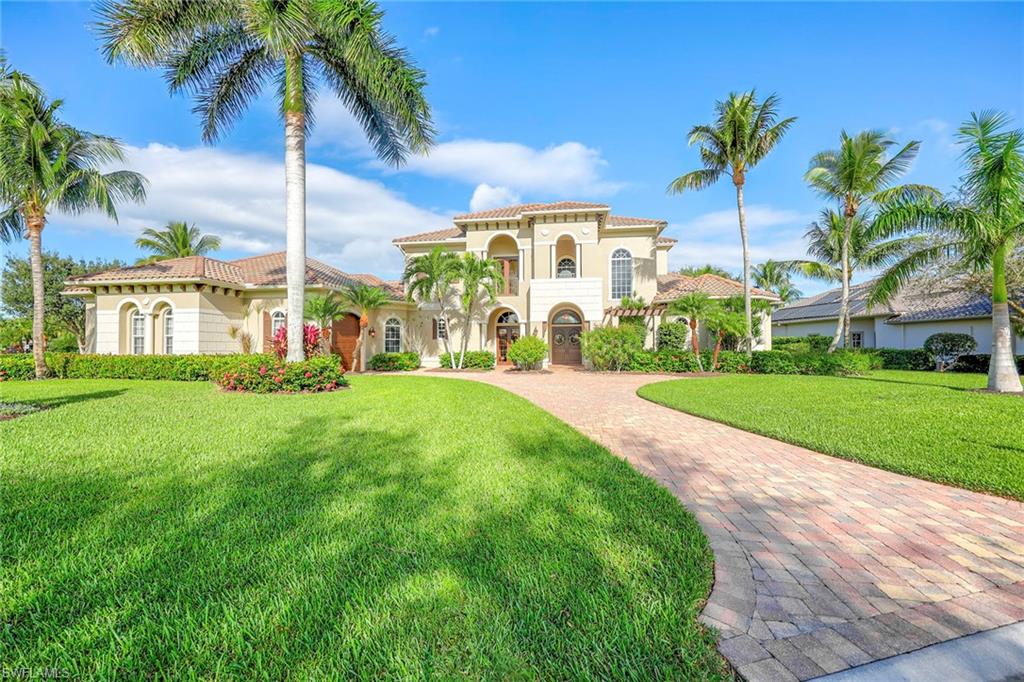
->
[0,353,280,381]
[773,335,831,353]
[748,350,797,374]
[615,349,877,377]
[440,350,495,370]
[656,321,690,353]
[217,356,347,393]
[950,353,1024,374]
[368,352,421,372]
[874,348,933,371]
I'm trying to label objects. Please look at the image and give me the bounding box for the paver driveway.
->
[428,368,1024,681]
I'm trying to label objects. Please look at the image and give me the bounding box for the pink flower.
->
[304,371,312,378]
[278,367,285,375]
[274,376,283,384]
[259,366,267,375]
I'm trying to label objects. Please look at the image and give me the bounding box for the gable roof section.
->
[607,214,668,228]
[392,226,465,244]
[69,255,245,286]
[654,273,780,303]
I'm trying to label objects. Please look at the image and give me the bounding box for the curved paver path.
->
[419,368,1024,681]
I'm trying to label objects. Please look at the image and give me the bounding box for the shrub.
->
[581,326,643,371]
[773,335,831,353]
[874,348,933,371]
[704,350,748,373]
[749,350,798,374]
[950,353,1024,374]
[792,350,878,376]
[368,352,421,371]
[656,321,690,353]
[47,333,79,353]
[0,354,34,381]
[38,353,277,381]
[216,355,347,393]
[272,323,321,360]
[440,350,495,370]
[650,350,702,373]
[507,336,547,370]
[924,333,977,371]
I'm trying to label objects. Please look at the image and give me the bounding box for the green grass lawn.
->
[638,370,1024,501]
[0,377,727,679]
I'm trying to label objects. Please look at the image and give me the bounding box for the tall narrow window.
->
[384,318,402,353]
[557,257,576,279]
[131,311,145,355]
[271,311,286,337]
[163,310,174,355]
[436,317,447,340]
[610,248,633,299]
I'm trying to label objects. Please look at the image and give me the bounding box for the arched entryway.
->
[331,313,361,370]
[550,308,583,365]
[494,309,520,364]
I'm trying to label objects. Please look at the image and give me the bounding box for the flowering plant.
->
[271,323,322,360]
[217,355,347,393]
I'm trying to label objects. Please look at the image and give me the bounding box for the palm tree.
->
[870,112,1024,393]
[805,130,936,351]
[781,209,926,339]
[304,292,346,354]
[705,307,746,370]
[669,292,718,371]
[135,220,221,264]
[454,253,504,369]
[98,0,435,362]
[0,67,146,378]
[752,259,802,302]
[678,263,735,278]
[340,283,389,371]
[668,91,797,354]
[403,247,459,365]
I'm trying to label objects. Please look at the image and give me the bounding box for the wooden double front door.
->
[496,324,520,364]
[331,314,361,370]
[550,308,583,365]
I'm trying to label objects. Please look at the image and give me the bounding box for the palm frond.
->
[667,168,722,194]
[195,46,275,143]
[869,241,964,306]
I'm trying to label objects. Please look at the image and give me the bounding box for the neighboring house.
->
[773,279,1024,353]
[64,201,779,367]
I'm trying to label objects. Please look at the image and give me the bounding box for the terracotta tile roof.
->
[654,273,780,303]
[453,201,609,221]
[60,285,92,296]
[64,251,403,300]
[70,256,245,286]
[655,236,678,246]
[608,214,668,228]
[392,227,465,244]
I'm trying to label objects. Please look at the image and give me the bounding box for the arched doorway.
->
[495,310,520,364]
[550,308,582,365]
[331,313,361,370]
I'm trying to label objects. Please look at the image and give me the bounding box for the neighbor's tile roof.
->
[655,236,678,246]
[654,273,780,303]
[885,287,992,324]
[70,255,245,286]
[392,227,465,244]
[608,214,669,228]
[453,201,610,221]
[64,251,403,300]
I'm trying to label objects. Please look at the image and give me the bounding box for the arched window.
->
[384,318,402,353]
[131,310,145,355]
[552,309,581,325]
[610,248,633,299]
[271,311,286,338]
[556,257,576,279]
[496,311,519,325]
[163,310,174,355]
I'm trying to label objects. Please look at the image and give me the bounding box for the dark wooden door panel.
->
[551,324,582,365]
[331,314,360,370]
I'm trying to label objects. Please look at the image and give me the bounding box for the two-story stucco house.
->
[64,201,777,368]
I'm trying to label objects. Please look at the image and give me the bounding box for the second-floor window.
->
[557,257,576,279]
[610,248,633,299]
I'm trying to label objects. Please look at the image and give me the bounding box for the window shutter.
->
[432,318,438,339]
[262,311,271,352]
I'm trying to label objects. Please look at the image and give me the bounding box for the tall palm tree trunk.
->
[26,213,48,378]
[989,242,1023,392]
[689,319,703,371]
[284,51,306,362]
[829,211,853,353]
[735,181,753,355]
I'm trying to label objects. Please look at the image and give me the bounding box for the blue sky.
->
[2,1,1022,293]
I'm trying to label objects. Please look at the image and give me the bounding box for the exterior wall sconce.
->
[368,327,376,338]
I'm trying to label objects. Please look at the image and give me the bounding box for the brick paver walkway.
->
[422,368,1024,681]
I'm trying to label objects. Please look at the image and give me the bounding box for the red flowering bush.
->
[216,355,347,393]
[271,323,322,360]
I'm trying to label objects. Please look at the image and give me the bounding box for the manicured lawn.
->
[0,377,727,679]
[638,370,1024,501]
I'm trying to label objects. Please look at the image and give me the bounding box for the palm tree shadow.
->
[10,389,128,409]
[846,374,975,392]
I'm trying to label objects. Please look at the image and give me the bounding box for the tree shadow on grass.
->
[2,406,730,679]
[844,374,977,392]
[2,389,127,409]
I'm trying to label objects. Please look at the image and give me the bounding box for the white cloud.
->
[399,139,624,198]
[63,143,450,278]
[469,183,521,212]
[423,26,440,39]
[675,204,808,238]
[308,98,371,153]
